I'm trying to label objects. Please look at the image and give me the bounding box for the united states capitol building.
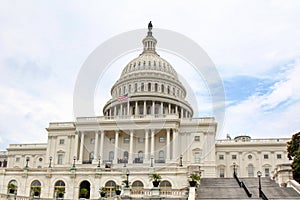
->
[0,23,297,200]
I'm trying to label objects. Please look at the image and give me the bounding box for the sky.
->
[0,0,300,150]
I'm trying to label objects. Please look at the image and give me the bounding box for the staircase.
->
[196,178,300,200]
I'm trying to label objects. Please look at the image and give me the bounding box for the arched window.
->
[105,181,116,197]
[159,150,164,160]
[89,152,94,161]
[155,83,158,92]
[148,83,151,91]
[141,83,144,92]
[30,180,41,198]
[248,164,254,177]
[128,84,131,93]
[79,181,90,199]
[109,151,114,161]
[160,181,172,190]
[134,83,137,92]
[132,181,144,190]
[7,180,18,195]
[167,86,170,94]
[161,84,164,93]
[123,151,129,159]
[54,180,65,199]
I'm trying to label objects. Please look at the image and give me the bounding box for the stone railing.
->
[287,180,300,194]
[129,188,188,198]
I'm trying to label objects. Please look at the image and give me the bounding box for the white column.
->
[166,129,170,161]
[114,131,119,163]
[160,102,163,115]
[150,129,155,159]
[172,129,178,160]
[152,101,155,115]
[100,131,104,160]
[168,104,171,114]
[74,131,79,159]
[129,130,134,163]
[144,101,146,115]
[114,106,117,116]
[120,104,123,116]
[93,131,99,163]
[181,107,183,118]
[145,129,149,161]
[175,106,178,114]
[135,101,138,116]
[127,101,130,116]
[79,131,85,162]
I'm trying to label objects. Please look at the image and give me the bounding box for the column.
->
[152,101,155,115]
[145,129,149,161]
[166,129,170,161]
[120,104,123,116]
[74,131,79,159]
[175,106,178,114]
[144,101,146,115]
[127,101,130,116]
[172,129,178,160]
[79,131,85,162]
[93,131,99,163]
[135,101,138,116]
[114,131,119,163]
[160,102,163,115]
[150,129,155,159]
[181,107,183,118]
[100,131,104,160]
[114,106,117,116]
[168,103,171,114]
[129,130,134,163]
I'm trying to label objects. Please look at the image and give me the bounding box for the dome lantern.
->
[142,21,157,54]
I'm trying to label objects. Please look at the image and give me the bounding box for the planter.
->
[116,190,121,195]
[152,181,160,187]
[9,189,15,194]
[189,181,197,187]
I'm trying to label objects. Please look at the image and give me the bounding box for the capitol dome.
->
[103,22,193,118]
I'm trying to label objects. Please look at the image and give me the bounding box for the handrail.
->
[234,173,252,197]
[241,181,252,197]
[260,189,269,200]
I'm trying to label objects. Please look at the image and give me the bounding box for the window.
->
[123,151,129,159]
[173,87,175,95]
[248,155,252,159]
[159,150,164,160]
[59,139,64,145]
[134,83,137,92]
[132,181,144,189]
[167,86,170,94]
[128,84,131,92]
[155,83,158,92]
[220,168,225,178]
[159,137,165,143]
[232,155,237,160]
[277,154,282,159]
[160,181,172,189]
[219,155,224,160]
[89,152,94,161]
[16,157,20,162]
[141,83,144,91]
[248,164,254,177]
[8,180,18,195]
[30,180,41,198]
[39,158,43,162]
[138,151,144,160]
[57,154,63,165]
[109,151,114,161]
[90,138,95,144]
[138,138,144,143]
[54,181,65,199]
[265,168,270,177]
[161,84,164,93]
[194,136,200,141]
[110,138,115,144]
[195,152,201,163]
[148,83,151,91]
[124,138,129,143]
[264,154,269,159]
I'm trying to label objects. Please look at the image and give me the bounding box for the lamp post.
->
[97,156,101,168]
[49,156,53,168]
[179,154,183,167]
[126,169,130,188]
[25,157,29,168]
[72,156,76,168]
[150,155,154,167]
[233,162,236,176]
[257,171,262,197]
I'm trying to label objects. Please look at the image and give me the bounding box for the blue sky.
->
[0,0,300,150]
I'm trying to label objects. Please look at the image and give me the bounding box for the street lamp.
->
[72,156,76,168]
[179,154,183,167]
[257,171,262,197]
[233,162,236,176]
[126,169,130,188]
[49,156,53,168]
[97,156,101,168]
[25,157,29,168]
[150,155,154,167]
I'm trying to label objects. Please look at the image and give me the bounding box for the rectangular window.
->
[264,154,269,159]
[159,137,165,143]
[124,138,130,143]
[194,136,200,142]
[138,138,144,143]
[219,155,224,160]
[110,138,115,144]
[59,139,64,145]
[220,168,225,178]
[195,152,201,163]
[57,154,63,165]
[232,155,237,160]
[90,138,95,144]
[277,154,282,159]
[265,168,270,177]
[16,157,20,162]
[135,83,137,92]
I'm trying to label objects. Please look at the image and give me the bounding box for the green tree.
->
[287,132,300,183]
